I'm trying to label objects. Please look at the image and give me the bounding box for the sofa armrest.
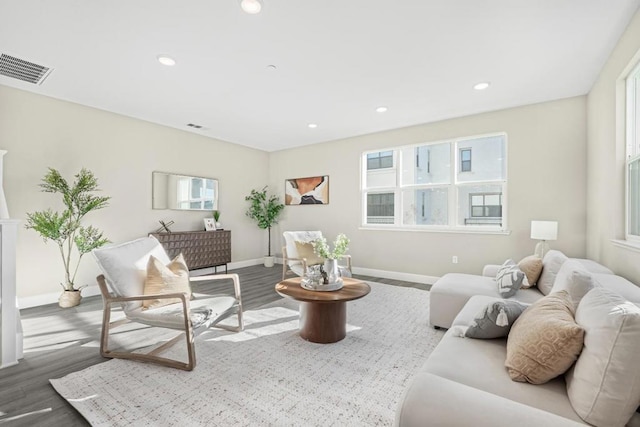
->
[482,264,501,277]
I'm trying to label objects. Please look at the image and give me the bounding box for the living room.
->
[1,1,640,426]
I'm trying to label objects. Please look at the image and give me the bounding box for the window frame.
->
[626,60,640,242]
[361,132,508,233]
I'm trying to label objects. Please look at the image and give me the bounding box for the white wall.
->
[0,85,269,303]
[270,96,587,279]
[587,9,640,283]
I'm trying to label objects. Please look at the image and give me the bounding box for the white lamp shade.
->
[531,221,558,241]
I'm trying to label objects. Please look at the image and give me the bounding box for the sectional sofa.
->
[396,251,640,427]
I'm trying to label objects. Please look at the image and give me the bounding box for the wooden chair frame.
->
[97,273,243,371]
[281,246,352,280]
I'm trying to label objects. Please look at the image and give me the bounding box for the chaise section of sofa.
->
[428,251,615,329]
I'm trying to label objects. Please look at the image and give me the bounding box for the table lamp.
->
[531,220,558,258]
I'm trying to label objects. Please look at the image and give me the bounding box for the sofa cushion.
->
[592,273,640,304]
[550,260,597,311]
[538,250,569,295]
[422,328,585,422]
[505,291,584,384]
[565,287,640,427]
[518,255,543,288]
[464,300,528,339]
[496,260,529,298]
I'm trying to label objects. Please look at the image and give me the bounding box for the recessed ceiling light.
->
[308,123,318,129]
[157,55,176,66]
[473,82,490,90]
[241,0,262,14]
[376,106,388,113]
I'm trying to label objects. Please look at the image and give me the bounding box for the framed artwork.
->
[204,218,217,231]
[285,175,329,205]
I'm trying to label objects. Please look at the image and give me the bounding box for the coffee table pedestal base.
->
[299,301,346,344]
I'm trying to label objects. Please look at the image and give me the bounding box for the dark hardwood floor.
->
[0,264,427,426]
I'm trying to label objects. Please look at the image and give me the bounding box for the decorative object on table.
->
[284,175,329,205]
[204,218,216,231]
[154,220,174,234]
[306,233,350,290]
[530,220,558,258]
[245,186,284,267]
[0,150,10,219]
[213,209,222,229]
[25,168,110,307]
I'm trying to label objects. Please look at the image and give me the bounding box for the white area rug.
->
[50,282,444,426]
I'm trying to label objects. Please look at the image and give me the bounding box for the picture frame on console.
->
[203,218,216,231]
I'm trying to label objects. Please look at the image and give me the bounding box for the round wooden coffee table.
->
[275,277,371,344]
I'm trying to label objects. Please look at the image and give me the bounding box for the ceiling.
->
[1,1,639,152]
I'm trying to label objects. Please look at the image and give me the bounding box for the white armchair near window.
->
[281,231,352,280]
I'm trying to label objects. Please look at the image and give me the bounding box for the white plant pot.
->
[264,256,275,268]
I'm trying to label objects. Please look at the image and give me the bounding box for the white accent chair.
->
[281,231,352,280]
[92,236,243,371]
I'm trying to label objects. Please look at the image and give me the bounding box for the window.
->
[627,61,640,239]
[367,150,393,170]
[362,133,507,230]
[460,148,472,172]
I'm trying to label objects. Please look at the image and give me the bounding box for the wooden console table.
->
[151,230,231,273]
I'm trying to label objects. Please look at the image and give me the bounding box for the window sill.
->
[611,239,640,253]
[359,225,511,236]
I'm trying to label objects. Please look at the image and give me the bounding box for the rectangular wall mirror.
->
[152,171,218,211]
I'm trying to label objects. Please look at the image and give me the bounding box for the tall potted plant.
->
[245,186,284,267]
[25,168,110,307]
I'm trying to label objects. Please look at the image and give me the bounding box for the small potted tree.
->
[25,168,110,307]
[245,186,284,267]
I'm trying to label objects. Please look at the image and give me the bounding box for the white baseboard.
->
[352,266,439,285]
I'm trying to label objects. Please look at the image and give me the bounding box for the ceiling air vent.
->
[0,53,53,85]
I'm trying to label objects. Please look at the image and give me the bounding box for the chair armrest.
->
[482,264,501,277]
[190,273,242,301]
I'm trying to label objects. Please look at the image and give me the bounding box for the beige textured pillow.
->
[143,253,191,309]
[294,241,323,265]
[517,255,543,288]
[565,287,640,427]
[505,291,584,384]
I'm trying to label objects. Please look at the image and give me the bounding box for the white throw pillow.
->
[565,287,640,427]
[93,236,171,312]
[537,250,568,295]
